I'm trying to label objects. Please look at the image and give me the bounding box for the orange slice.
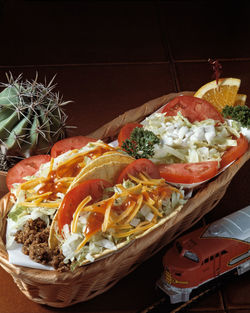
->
[234,93,247,106]
[194,78,241,112]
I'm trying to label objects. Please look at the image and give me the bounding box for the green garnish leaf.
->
[222,105,250,128]
[121,127,160,159]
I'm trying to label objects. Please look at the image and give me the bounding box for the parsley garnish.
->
[122,127,160,159]
[222,105,250,128]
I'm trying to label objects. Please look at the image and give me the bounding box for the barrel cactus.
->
[0,72,71,166]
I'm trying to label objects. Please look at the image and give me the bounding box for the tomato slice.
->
[6,154,51,191]
[50,136,97,158]
[158,161,219,184]
[161,95,224,123]
[116,158,161,184]
[57,179,112,234]
[118,123,143,147]
[220,134,248,169]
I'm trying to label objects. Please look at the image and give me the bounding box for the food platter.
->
[0,91,249,307]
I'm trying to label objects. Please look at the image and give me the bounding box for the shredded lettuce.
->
[8,205,28,222]
[60,182,186,270]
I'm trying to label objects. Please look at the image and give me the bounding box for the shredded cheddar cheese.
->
[102,198,114,232]
[33,198,43,205]
[57,152,88,169]
[49,158,54,173]
[115,183,143,195]
[124,194,143,224]
[72,195,92,233]
[76,236,89,252]
[112,201,137,224]
[114,221,155,238]
[129,173,165,186]
[112,223,133,230]
[144,200,163,217]
[20,201,61,208]
[73,176,177,252]
[25,192,53,202]
[20,177,45,190]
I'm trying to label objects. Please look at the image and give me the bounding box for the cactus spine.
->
[0,72,72,160]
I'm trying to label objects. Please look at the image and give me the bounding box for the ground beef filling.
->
[14,218,70,271]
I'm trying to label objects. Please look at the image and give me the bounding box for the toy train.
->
[157,205,250,304]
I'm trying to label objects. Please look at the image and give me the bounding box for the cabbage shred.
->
[59,177,186,270]
[141,112,241,165]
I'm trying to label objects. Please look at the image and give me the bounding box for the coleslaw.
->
[141,112,244,166]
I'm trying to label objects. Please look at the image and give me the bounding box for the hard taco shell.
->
[68,152,134,190]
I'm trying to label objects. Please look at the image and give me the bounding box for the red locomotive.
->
[157,205,250,303]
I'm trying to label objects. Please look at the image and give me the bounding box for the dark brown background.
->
[0,0,250,312]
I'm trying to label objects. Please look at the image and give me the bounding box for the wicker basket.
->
[0,171,8,199]
[0,92,249,308]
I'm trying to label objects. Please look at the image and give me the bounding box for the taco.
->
[5,140,134,270]
[6,139,134,192]
[48,158,186,271]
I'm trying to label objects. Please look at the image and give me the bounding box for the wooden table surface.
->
[0,1,250,312]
